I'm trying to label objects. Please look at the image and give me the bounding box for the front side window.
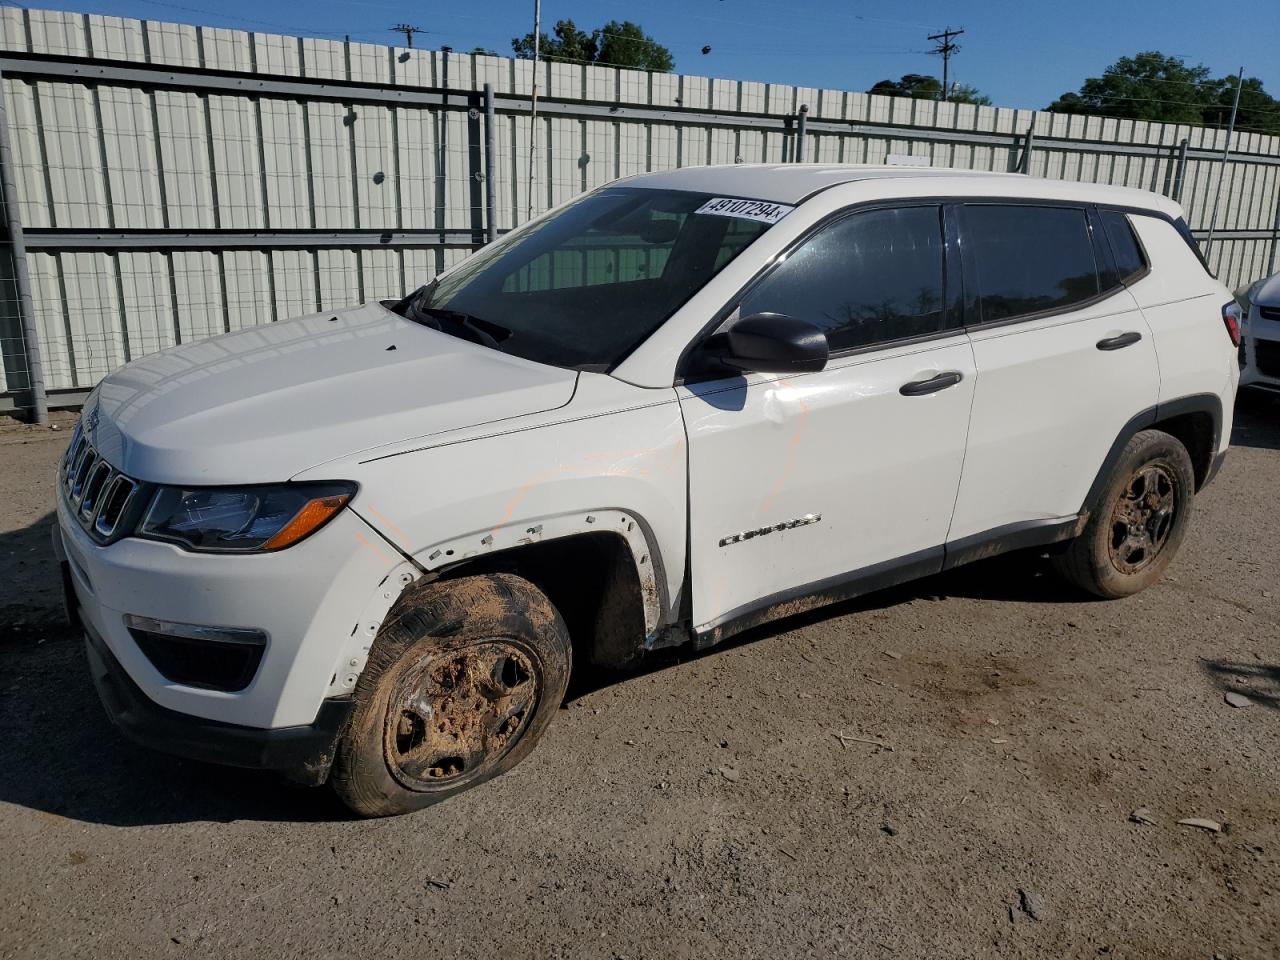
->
[964,204,1100,323]
[735,205,948,352]
[405,188,773,370]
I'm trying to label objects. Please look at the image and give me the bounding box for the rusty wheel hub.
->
[384,639,539,790]
[1108,462,1177,574]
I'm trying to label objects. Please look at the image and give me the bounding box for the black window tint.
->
[737,206,946,352]
[965,205,1099,322]
[1101,210,1146,283]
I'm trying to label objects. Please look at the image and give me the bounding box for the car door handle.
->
[899,371,963,396]
[1096,331,1143,351]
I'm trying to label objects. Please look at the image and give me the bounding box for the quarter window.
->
[965,205,1100,323]
[1100,210,1147,284]
[736,206,947,352]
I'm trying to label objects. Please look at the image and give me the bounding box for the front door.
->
[679,204,977,636]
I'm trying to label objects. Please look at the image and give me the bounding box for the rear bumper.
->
[82,613,352,785]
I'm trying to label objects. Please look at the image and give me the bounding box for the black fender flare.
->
[1080,393,1223,516]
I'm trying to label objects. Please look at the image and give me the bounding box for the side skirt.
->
[691,515,1082,650]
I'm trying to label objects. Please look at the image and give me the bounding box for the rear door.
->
[947,202,1161,546]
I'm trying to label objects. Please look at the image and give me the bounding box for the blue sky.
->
[14,0,1280,114]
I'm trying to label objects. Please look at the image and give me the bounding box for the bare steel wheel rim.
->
[383,638,540,791]
[1108,462,1178,575]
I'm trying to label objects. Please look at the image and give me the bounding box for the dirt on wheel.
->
[1,398,1278,958]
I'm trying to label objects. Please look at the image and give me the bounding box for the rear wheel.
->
[1052,429,1196,598]
[331,573,571,817]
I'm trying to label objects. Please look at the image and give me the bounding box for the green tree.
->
[596,21,674,72]
[511,18,674,72]
[1203,76,1280,135]
[1047,51,1211,124]
[868,74,990,105]
[869,73,941,100]
[948,83,991,106]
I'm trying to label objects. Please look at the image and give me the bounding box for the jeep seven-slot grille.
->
[60,424,142,543]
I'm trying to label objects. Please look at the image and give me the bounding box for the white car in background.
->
[54,165,1240,817]
[1240,273,1280,394]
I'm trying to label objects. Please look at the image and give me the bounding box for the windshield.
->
[402,188,776,370]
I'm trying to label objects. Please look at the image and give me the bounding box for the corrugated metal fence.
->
[1,7,1278,409]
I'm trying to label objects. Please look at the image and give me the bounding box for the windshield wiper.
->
[398,288,511,351]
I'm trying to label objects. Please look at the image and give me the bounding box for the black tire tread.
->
[331,573,571,817]
[1052,429,1195,599]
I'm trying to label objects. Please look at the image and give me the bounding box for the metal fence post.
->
[0,66,48,424]
[1171,138,1190,202]
[483,83,497,243]
[1205,67,1244,255]
[1019,125,1036,174]
[794,104,808,163]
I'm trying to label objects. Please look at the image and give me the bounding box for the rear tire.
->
[331,573,571,817]
[1052,429,1195,599]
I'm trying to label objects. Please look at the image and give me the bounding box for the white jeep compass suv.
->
[53,165,1239,816]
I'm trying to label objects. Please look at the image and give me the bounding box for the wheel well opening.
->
[435,532,647,670]
[1152,411,1216,489]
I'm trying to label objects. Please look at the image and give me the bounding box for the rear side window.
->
[737,205,947,352]
[1100,210,1147,284]
[964,205,1100,323]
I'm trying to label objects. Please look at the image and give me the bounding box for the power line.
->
[927,27,963,102]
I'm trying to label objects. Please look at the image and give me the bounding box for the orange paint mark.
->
[354,530,398,567]
[363,502,410,544]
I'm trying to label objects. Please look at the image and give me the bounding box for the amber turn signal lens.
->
[262,495,350,551]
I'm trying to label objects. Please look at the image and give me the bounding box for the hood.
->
[1250,274,1280,309]
[86,303,578,485]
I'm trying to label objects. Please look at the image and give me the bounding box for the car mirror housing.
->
[699,312,829,375]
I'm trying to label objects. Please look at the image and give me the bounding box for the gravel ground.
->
[1,396,1277,960]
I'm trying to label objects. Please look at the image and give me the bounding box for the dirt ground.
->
[1,396,1277,960]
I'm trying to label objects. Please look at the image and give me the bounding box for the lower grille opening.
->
[1255,339,1280,379]
[129,628,266,692]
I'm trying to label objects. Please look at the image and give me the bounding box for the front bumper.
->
[83,615,352,784]
[1240,304,1280,390]
[55,479,407,732]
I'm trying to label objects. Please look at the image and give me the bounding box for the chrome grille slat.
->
[94,474,139,538]
[70,451,98,505]
[79,461,113,521]
[59,433,142,544]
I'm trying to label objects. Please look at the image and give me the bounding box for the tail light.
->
[1222,301,1242,347]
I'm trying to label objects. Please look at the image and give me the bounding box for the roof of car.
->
[617,163,1178,214]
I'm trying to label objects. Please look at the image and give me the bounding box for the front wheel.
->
[331,573,572,817]
[1052,429,1196,599]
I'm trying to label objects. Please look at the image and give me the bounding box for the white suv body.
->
[54,166,1239,813]
[1240,273,1280,393]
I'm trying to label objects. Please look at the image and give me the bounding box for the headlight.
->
[138,482,355,553]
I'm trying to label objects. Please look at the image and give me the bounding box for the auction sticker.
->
[695,197,794,224]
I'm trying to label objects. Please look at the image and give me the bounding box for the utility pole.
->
[526,0,541,220]
[391,23,422,47]
[1205,66,1244,254]
[928,26,964,102]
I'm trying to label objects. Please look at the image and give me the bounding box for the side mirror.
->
[699,313,829,374]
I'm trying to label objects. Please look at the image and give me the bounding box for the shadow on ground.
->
[1232,389,1280,450]
[1,507,1091,827]
[1200,658,1280,710]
